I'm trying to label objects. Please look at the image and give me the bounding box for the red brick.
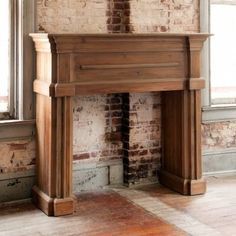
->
[73,153,90,160]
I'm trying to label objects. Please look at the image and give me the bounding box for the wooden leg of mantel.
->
[32,186,74,216]
[160,90,206,196]
[33,95,74,216]
[159,170,206,195]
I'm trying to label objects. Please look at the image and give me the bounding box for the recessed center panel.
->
[69,51,186,82]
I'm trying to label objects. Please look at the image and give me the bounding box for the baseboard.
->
[203,148,236,174]
[0,198,32,208]
[204,169,236,176]
[73,159,123,192]
[0,169,35,202]
[1,151,235,204]
[0,159,123,203]
[123,180,159,188]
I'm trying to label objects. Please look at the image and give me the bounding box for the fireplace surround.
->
[31,33,209,216]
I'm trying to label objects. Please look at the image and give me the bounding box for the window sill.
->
[202,105,236,123]
[0,119,35,141]
[0,119,35,126]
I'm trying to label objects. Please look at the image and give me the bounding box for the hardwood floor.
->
[0,191,185,236]
[133,174,236,236]
[0,175,235,236]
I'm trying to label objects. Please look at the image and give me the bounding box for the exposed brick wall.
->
[73,94,123,162]
[37,0,107,33]
[202,121,236,151]
[0,139,35,174]
[130,0,199,33]
[107,0,131,33]
[37,0,200,34]
[123,93,161,185]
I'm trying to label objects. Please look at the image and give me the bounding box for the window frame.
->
[201,0,236,122]
[0,0,36,140]
[0,0,15,119]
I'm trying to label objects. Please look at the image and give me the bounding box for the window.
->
[0,0,35,140]
[0,0,13,117]
[0,0,35,121]
[210,1,236,105]
[201,0,236,121]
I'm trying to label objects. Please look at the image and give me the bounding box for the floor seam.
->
[113,188,222,236]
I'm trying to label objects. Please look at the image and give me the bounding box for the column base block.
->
[159,170,206,195]
[32,186,74,216]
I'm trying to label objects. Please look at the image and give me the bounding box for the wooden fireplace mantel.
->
[30,33,209,216]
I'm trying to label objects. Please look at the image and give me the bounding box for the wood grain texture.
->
[31,33,209,216]
[160,35,207,195]
[0,176,235,235]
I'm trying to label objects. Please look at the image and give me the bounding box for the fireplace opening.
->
[72,92,161,192]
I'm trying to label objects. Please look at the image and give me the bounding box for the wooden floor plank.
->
[0,175,235,236]
[132,175,236,236]
[0,190,185,236]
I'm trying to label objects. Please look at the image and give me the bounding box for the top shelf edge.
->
[29,32,212,38]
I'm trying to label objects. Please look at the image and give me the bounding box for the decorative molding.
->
[0,119,35,141]
[203,148,236,174]
[202,106,236,122]
[203,147,236,155]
